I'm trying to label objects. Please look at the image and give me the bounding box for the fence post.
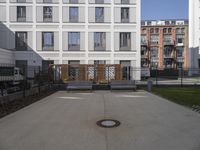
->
[23,65,26,98]
[38,66,41,93]
[155,67,158,86]
[181,68,183,87]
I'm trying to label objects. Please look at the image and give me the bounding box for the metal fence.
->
[139,68,200,86]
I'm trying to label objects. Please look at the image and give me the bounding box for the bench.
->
[110,80,137,91]
[66,81,93,91]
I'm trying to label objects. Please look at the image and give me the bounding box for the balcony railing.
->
[164,53,173,58]
[164,40,174,45]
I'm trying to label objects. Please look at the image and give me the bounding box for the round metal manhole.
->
[96,119,121,128]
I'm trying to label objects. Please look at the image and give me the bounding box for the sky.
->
[141,0,188,20]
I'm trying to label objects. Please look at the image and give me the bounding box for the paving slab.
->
[0,91,200,150]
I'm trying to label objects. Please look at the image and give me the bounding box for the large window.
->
[121,0,129,4]
[43,6,52,22]
[42,32,54,51]
[94,32,106,51]
[17,6,26,22]
[17,0,26,3]
[121,8,129,23]
[68,32,80,51]
[95,0,104,4]
[15,32,27,51]
[163,35,172,44]
[69,0,78,3]
[120,32,131,50]
[150,35,159,45]
[177,47,184,57]
[43,0,52,3]
[150,47,158,58]
[164,46,173,58]
[95,7,104,23]
[176,34,184,44]
[69,7,79,23]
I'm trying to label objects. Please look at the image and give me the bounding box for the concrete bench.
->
[66,81,93,91]
[110,80,137,91]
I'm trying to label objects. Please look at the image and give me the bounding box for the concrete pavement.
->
[0,91,200,150]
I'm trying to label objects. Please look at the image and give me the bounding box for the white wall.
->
[0,0,141,80]
[189,0,200,69]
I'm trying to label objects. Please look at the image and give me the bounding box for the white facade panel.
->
[53,6,59,23]
[36,7,43,22]
[62,7,69,23]
[189,0,200,69]
[26,6,33,22]
[88,7,95,23]
[10,6,17,22]
[0,6,6,22]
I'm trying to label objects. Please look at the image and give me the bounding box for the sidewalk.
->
[0,91,200,150]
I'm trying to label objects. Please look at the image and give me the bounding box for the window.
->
[141,35,147,45]
[95,7,104,23]
[69,7,79,23]
[150,28,154,33]
[120,32,131,50]
[163,28,167,34]
[176,35,184,44]
[150,47,158,58]
[17,6,26,22]
[95,0,104,4]
[155,28,159,34]
[164,59,173,69]
[150,35,159,45]
[69,0,78,3]
[121,0,129,4]
[168,28,172,33]
[15,32,27,51]
[164,35,172,44]
[177,47,184,57]
[141,46,147,57]
[43,0,52,3]
[164,46,173,58]
[68,32,80,51]
[43,6,52,22]
[17,0,26,2]
[42,32,54,51]
[94,32,106,51]
[121,8,129,23]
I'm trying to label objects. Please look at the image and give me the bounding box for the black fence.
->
[0,65,51,97]
[140,68,200,86]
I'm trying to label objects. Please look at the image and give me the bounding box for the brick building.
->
[141,20,189,70]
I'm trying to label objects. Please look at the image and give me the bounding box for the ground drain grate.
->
[96,119,120,128]
[192,105,200,113]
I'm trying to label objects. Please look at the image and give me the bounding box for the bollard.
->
[147,80,153,92]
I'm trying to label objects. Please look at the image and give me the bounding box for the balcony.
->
[177,57,184,62]
[164,53,173,58]
[151,57,158,62]
[163,40,174,46]
[150,41,159,45]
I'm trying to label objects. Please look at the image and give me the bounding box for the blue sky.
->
[141,0,188,20]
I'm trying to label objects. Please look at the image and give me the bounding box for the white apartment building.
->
[0,0,141,80]
[189,0,200,70]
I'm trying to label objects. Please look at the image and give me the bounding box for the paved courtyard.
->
[0,91,200,150]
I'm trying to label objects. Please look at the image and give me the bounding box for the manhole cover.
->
[96,119,120,128]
